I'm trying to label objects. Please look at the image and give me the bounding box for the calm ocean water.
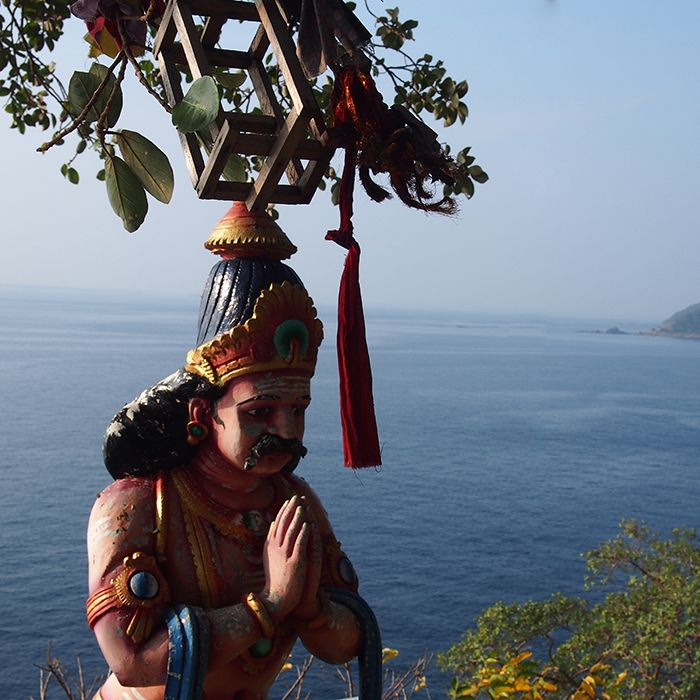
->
[2,285,699,699]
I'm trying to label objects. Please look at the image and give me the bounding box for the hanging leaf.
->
[68,67,122,126]
[221,153,247,182]
[214,69,247,90]
[171,76,220,133]
[89,62,123,127]
[116,130,174,203]
[68,71,101,121]
[105,155,148,232]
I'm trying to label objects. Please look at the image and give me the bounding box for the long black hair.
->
[103,257,304,479]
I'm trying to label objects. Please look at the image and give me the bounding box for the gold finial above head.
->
[205,202,297,261]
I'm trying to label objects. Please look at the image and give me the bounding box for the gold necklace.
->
[171,469,273,543]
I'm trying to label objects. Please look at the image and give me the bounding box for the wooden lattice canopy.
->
[154,0,334,210]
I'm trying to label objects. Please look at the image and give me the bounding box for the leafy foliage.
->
[116,129,173,203]
[105,154,148,232]
[171,75,219,133]
[439,521,700,699]
[0,1,488,230]
[0,0,70,133]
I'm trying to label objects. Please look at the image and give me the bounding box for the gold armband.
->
[86,552,170,644]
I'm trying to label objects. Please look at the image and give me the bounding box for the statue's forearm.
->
[206,603,267,668]
[295,601,362,665]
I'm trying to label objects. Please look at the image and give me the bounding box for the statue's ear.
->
[188,397,211,426]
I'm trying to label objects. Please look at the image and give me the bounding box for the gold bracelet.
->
[243,592,275,639]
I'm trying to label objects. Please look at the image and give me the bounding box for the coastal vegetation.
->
[439,521,700,700]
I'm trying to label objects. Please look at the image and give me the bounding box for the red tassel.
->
[326,144,381,468]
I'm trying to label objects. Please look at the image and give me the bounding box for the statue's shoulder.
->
[91,476,157,520]
[88,477,159,588]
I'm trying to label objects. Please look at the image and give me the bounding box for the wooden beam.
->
[187,0,260,21]
[248,56,304,184]
[246,106,309,211]
[299,152,333,203]
[255,0,317,114]
[196,120,239,198]
[249,23,270,60]
[172,0,211,79]
[169,44,252,70]
[153,0,178,57]
[228,133,326,159]
[157,51,205,186]
[201,16,226,48]
[222,112,278,134]
[203,182,305,204]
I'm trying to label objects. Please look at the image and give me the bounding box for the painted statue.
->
[86,204,380,700]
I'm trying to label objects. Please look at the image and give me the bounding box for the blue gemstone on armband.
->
[128,571,159,599]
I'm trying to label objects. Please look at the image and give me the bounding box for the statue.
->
[86,204,380,699]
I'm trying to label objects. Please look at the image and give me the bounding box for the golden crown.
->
[185,281,324,386]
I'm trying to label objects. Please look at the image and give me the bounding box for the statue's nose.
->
[270,409,298,439]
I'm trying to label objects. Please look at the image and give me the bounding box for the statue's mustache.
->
[243,434,308,472]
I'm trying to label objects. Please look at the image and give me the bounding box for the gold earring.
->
[186,420,209,446]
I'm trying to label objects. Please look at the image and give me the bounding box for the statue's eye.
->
[246,407,271,418]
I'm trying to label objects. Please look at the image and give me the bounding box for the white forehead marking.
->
[249,373,310,395]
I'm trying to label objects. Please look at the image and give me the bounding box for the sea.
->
[1,284,699,699]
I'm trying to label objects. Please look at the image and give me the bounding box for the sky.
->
[1,0,699,322]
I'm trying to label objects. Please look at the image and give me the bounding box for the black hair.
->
[103,370,225,479]
[103,257,304,479]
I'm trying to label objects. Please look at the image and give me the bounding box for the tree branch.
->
[36,53,124,153]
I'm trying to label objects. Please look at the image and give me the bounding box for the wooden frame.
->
[154,0,335,210]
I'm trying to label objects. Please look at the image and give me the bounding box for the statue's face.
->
[208,370,311,474]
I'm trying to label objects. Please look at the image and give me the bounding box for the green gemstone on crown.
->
[274,319,309,359]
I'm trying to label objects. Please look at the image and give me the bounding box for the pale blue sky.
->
[1,1,698,322]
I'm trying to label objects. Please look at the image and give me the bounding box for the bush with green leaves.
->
[439,521,700,700]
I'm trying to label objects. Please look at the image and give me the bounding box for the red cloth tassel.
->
[326,143,381,468]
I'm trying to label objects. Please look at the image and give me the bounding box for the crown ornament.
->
[185,281,323,385]
[204,201,297,260]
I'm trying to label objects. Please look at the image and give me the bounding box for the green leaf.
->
[68,67,122,126]
[221,153,247,182]
[469,165,489,184]
[105,155,148,232]
[214,70,247,90]
[89,62,123,127]
[68,71,101,121]
[67,167,79,184]
[172,75,220,133]
[116,129,174,203]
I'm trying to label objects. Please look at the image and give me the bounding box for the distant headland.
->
[650,302,700,338]
[582,302,700,339]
